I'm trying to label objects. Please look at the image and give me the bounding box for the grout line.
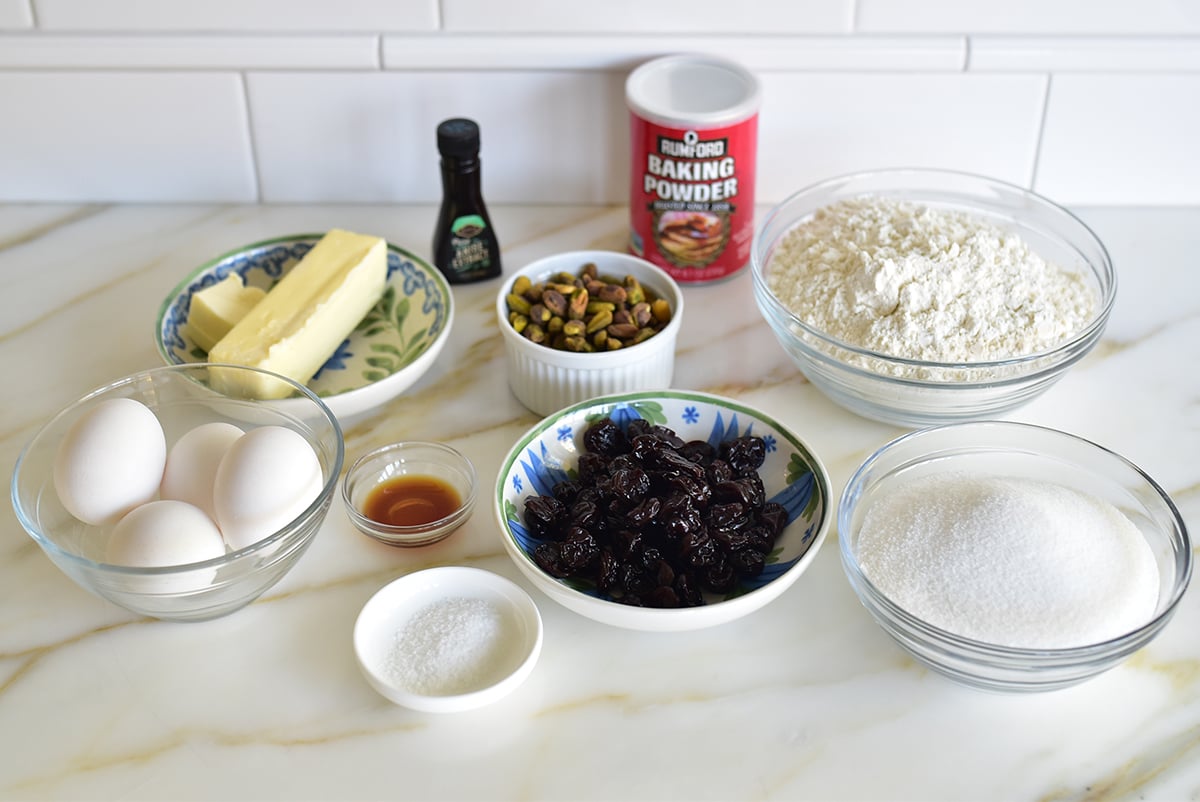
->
[1029,74,1053,190]
[25,0,37,27]
[849,0,859,32]
[376,33,383,69]
[239,71,264,203]
[963,34,972,71]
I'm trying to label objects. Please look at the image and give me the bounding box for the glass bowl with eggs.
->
[751,168,1116,427]
[10,363,344,622]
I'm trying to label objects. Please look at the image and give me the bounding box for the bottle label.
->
[448,215,493,275]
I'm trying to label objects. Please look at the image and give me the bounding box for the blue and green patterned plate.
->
[155,234,453,420]
[494,390,832,631]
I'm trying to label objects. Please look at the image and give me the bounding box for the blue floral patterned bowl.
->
[156,234,454,421]
[494,391,832,631]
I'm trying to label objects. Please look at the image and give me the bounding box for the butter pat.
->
[186,274,268,352]
[209,229,388,399]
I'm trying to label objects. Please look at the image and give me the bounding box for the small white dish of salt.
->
[354,566,543,712]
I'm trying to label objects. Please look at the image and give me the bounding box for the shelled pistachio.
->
[504,262,673,352]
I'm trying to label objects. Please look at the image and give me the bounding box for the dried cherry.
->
[524,496,566,539]
[625,496,661,527]
[597,548,618,592]
[758,502,788,537]
[561,528,599,571]
[706,458,735,484]
[583,417,627,457]
[577,452,609,483]
[679,440,715,464]
[721,436,766,475]
[611,466,651,505]
[520,415,784,607]
[703,559,736,593]
[552,480,579,505]
[570,499,602,530]
[534,542,568,577]
[729,548,766,577]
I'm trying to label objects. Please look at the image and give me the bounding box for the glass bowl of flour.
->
[838,421,1191,693]
[751,169,1115,426]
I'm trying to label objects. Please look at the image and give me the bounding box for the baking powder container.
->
[626,54,761,284]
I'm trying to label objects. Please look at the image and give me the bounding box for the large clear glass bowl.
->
[838,421,1191,692]
[751,169,1115,427]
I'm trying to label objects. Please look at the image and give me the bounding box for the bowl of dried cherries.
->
[494,390,832,631]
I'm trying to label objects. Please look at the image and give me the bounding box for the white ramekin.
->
[496,250,684,416]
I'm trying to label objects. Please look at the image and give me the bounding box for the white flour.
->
[766,197,1096,362]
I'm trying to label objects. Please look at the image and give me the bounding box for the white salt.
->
[385,596,511,696]
[856,472,1160,649]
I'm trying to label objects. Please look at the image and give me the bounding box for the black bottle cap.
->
[437,118,481,158]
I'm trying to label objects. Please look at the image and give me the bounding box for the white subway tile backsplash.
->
[0,34,380,69]
[442,0,853,33]
[247,71,626,204]
[246,70,1048,205]
[858,0,1200,34]
[0,4,1196,206]
[755,73,1047,201]
[34,0,437,32]
[382,34,965,72]
[0,0,31,28]
[1035,74,1200,205]
[971,36,1200,72]
[0,72,256,202]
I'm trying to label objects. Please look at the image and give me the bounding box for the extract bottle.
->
[433,118,502,284]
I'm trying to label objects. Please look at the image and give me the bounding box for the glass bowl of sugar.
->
[751,168,1116,427]
[838,421,1191,693]
[353,566,543,712]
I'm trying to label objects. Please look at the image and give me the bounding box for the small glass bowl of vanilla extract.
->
[342,442,477,547]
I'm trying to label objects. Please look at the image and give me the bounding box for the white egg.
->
[213,425,324,552]
[107,500,227,567]
[107,500,227,594]
[160,421,244,521]
[53,397,167,526]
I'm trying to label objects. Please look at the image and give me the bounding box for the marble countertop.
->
[2,203,1197,801]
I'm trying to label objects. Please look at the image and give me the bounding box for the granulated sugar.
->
[856,472,1160,649]
[766,197,1096,362]
[385,596,510,696]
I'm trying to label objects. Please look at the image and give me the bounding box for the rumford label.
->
[629,115,758,283]
[645,133,736,202]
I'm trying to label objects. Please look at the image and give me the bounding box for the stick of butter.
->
[209,229,388,399]
[186,274,268,352]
